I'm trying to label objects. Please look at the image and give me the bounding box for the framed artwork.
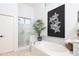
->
[48,4,65,38]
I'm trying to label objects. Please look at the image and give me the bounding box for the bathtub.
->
[34,41,72,56]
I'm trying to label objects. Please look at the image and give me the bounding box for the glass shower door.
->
[18,17,30,48]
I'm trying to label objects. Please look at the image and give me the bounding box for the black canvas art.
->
[48,4,65,38]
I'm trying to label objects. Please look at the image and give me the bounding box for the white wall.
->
[33,3,79,45]
[0,3,17,16]
[18,3,34,18]
[65,4,79,39]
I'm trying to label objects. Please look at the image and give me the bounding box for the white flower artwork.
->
[49,13,61,33]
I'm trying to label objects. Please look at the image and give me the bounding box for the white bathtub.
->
[34,41,72,56]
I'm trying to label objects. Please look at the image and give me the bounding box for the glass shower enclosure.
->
[18,17,31,48]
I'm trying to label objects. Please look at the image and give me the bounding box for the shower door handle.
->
[0,35,4,38]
